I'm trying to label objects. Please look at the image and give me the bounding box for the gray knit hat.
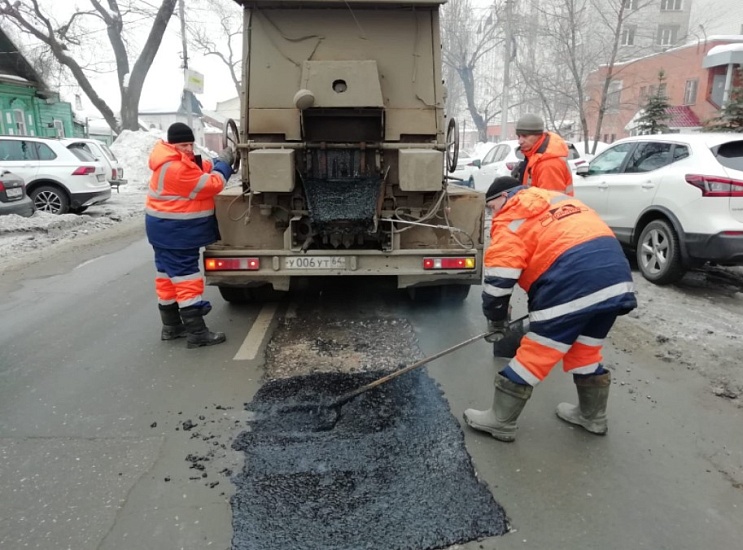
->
[515,114,544,135]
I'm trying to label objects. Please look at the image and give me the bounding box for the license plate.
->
[96,174,105,182]
[6,187,22,199]
[284,256,346,269]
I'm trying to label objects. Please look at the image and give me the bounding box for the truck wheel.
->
[250,284,287,302]
[218,286,252,304]
[441,285,470,303]
[636,219,685,285]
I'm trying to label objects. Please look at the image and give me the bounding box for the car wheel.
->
[31,185,70,214]
[636,219,685,285]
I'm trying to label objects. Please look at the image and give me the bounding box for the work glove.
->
[216,147,235,166]
[485,319,510,343]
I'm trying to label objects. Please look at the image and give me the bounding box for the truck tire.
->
[441,285,471,303]
[636,219,685,285]
[218,285,287,304]
[218,286,252,304]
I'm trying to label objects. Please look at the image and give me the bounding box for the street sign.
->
[185,69,204,94]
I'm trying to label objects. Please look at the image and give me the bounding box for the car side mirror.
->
[471,159,481,169]
[576,164,590,176]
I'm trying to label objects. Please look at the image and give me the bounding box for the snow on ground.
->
[1,130,742,400]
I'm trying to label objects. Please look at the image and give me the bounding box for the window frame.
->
[683,79,698,105]
[621,24,637,46]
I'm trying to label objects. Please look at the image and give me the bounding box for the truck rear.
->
[205,0,484,302]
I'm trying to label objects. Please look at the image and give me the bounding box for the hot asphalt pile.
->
[231,368,508,549]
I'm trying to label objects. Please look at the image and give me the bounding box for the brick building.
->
[584,36,743,142]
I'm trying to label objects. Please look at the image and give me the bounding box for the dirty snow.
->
[1,130,742,400]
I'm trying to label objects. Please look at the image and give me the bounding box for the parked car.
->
[0,168,34,217]
[0,136,110,214]
[573,134,743,284]
[449,151,480,188]
[61,138,127,192]
[473,140,522,191]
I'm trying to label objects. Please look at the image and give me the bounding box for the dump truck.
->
[204,0,485,302]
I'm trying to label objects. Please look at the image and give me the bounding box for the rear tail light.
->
[111,168,117,179]
[574,160,587,166]
[0,182,5,192]
[505,162,517,171]
[685,174,743,197]
[72,166,96,175]
[423,257,476,270]
[204,257,260,271]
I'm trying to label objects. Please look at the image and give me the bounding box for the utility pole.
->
[178,0,192,128]
[499,0,512,141]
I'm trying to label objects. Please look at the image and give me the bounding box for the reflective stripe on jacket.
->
[482,187,636,323]
[145,140,225,249]
[516,132,574,196]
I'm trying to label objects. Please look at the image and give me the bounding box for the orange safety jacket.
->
[515,132,574,196]
[482,187,636,324]
[145,140,225,250]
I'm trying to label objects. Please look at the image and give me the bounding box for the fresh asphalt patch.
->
[231,369,508,549]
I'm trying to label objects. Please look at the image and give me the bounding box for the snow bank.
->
[110,129,162,191]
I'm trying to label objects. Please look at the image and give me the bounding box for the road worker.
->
[511,114,574,195]
[145,122,234,348]
[464,176,637,441]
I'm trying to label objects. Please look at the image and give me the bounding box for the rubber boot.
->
[556,371,611,435]
[179,305,226,349]
[159,303,187,341]
[463,375,533,442]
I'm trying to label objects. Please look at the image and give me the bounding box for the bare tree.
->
[440,0,503,142]
[0,0,178,132]
[186,0,242,100]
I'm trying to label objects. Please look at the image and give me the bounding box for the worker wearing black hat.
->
[512,114,574,195]
[464,177,636,441]
[144,122,236,348]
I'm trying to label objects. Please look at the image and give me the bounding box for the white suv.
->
[0,136,110,214]
[62,138,127,192]
[574,134,743,284]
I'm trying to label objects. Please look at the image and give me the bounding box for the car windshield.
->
[99,143,117,161]
[68,147,96,162]
[715,140,743,172]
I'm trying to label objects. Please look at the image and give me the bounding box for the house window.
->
[13,109,27,135]
[683,79,698,105]
[639,86,648,102]
[621,25,637,46]
[53,120,65,138]
[660,0,682,10]
[607,80,623,112]
[657,25,679,46]
[623,0,638,9]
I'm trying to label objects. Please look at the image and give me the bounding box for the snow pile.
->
[110,129,163,190]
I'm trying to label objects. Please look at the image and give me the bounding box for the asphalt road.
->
[0,226,741,549]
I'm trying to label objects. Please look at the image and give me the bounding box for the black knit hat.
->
[167,122,195,144]
[485,176,520,202]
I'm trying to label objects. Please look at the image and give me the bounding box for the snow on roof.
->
[602,35,743,69]
[0,73,31,83]
[708,43,743,56]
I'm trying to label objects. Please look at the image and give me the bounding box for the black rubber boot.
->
[556,371,611,435]
[463,375,533,442]
[179,305,226,349]
[159,303,187,341]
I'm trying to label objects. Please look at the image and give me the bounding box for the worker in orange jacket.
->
[145,122,234,348]
[511,114,574,195]
[464,176,637,442]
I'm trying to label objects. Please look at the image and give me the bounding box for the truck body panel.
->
[206,0,485,300]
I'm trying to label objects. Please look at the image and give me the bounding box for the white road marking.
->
[233,302,279,361]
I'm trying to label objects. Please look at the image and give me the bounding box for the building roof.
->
[0,28,50,93]
[666,106,702,128]
[703,43,743,68]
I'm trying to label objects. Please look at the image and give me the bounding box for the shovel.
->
[330,314,530,409]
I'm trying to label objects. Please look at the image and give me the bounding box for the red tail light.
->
[685,174,743,197]
[423,257,476,270]
[505,162,517,170]
[72,166,96,175]
[0,182,5,192]
[111,168,117,179]
[204,257,260,271]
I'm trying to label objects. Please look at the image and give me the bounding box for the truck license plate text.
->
[285,256,346,269]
